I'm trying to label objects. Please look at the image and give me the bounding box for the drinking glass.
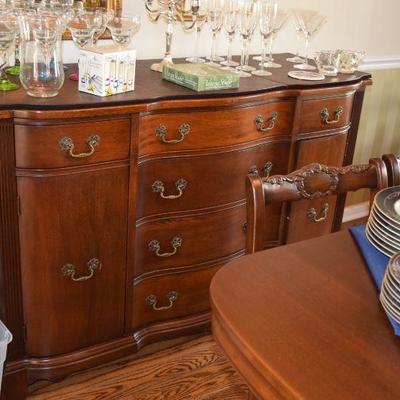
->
[286,8,310,63]
[235,0,258,77]
[336,49,365,74]
[206,0,224,66]
[186,0,207,63]
[107,15,141,48]
[19,14,65,97]
[0,13,19,91]
[220,0,239,69]
[252,0,277,77]
[314,50,340,76]
[261,8,288,68]
[93,8,114,44]
[293,10,326,71]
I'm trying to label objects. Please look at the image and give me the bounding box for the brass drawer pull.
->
[248,161,273,178]
[155,123,191,144]
[320,106,344,125]
[307,203,329,223]
[254,112,278,133]
[148,236,183,257]
[146,291,178,311]
[152,179,187,199]
[61,258,102,282]
[59,134,100,158]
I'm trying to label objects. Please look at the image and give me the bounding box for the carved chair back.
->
[246,158,389,254]
[383,154,400,186]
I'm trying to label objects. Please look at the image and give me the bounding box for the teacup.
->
[314,50,340,77]
[336,50,366,74]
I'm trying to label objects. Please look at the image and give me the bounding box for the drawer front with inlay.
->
[139,100,295,156]
[15,118,131,169]
[299,94,354,133]
[135,206,246,277]
[137,141,291,218]
[132,265,220,331]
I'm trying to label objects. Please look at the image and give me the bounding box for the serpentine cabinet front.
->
[0,69,370,399]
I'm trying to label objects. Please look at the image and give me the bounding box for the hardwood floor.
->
[28,335,248,400]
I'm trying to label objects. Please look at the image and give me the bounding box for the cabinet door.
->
[18,167,129,357]
[286,133,348,244]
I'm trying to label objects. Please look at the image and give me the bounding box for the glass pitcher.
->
[19,15,65,98]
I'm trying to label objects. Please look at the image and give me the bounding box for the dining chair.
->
[246,157,389,254]
[383,154,400,186]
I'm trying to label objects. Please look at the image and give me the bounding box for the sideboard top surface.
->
[0,54,371,112]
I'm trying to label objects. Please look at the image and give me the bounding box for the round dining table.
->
[210,230,400,400]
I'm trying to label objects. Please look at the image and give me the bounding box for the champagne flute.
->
[236,0,259,77]
[252,0,277,77]
[186,0,207,63]
[220,0,239,69]
[206,0,224,66]
[293,10,326,71]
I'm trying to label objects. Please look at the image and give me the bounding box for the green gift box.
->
[162,63,240,92]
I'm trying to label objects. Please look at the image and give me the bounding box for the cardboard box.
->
[79,45,136,97]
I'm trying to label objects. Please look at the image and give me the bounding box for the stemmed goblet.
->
[92,8,114,44]
[185,0,207,63]
[206,0,224,66]
[107,15,141,48]
[0,13,19,91]
[286,8,312,63]
[293,10,326,71]
[252,0,277,77]
[236,0,259,77]
[220,0,239,70]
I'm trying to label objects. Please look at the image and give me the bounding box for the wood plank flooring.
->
[28,336,248,400]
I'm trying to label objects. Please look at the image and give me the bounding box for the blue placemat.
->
[350,224,400,335]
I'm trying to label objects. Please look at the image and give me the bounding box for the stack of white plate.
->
[366,186,400,257]
[380,253,400,323]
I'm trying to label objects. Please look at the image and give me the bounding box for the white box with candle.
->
[78,45,136,97]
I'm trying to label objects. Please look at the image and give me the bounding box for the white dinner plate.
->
[368,217,400,248]
[365,225,394,257]
[371,208,400,237]
[380,291,400,323]
[375,186,400,224]
[371,205,400,233]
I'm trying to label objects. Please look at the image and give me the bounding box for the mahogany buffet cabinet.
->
[0,55,371,399]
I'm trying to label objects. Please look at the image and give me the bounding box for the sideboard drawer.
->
[15,118,131,169]
[138,140,290,218]
[132,265,219,330]
[139,100,295,156]
[135,206,246,277]
[299,94,354,133]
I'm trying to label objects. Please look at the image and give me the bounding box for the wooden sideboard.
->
[0,54,371,399]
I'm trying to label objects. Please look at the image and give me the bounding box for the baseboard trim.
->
[361,57,400,71]
[342,201,369,223]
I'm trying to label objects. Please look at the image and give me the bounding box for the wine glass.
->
[293,10,327,71]
[0,13,19,91]
[261,8,288,68]
[206,0,224,66]
[236,0,259,77]
[252,0,277,77]
[92,8,114,44]
[107,15,141,48]
[186,0,207,63]
[220,0,239,70]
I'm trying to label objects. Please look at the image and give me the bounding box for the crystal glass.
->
[0,13,19,91]
[262,8,288,68]
[220,0,239,69]
[286,8,308,63]
[206,0,224,66]
[186,0,207,63]
[252,1,277,77]
[93,8,114,44]
[19,15,65,97]
[293,10,326,71]
[235,0,258,77]
[314,50,340,76]
[68,11,102,49]
[107,15,141,48]
[336,49,365,74]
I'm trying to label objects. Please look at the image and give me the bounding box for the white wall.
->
[63,0,400,63]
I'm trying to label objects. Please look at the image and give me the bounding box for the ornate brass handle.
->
[59,134,100,158]
[152,179,187,199]
[254,112,278,133]
[61,258,102,282]
[320,107,344,125]
[307,203,329,223]
[148,236,183,257]
[146,291,178,311]
[155,123,191,144]
[248,161,273,178]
